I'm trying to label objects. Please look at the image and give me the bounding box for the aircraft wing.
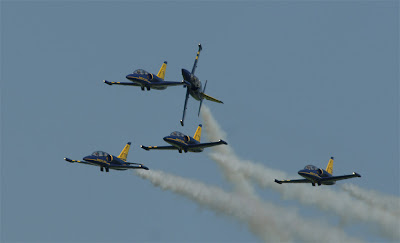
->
[103,80,141,86]
[274,178,311,184]
[201,93,223,104]
[64,157,92,165]
[186,140,228,149]
[318,172,361,183]
[111,164,149,170]
[140,145,178,151]
[149,80,189,88]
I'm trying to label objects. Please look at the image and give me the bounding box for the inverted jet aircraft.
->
[64,142,149,172]
[274,157,361,186]
[104,61,187,91]
[180,44,223,126]
[140,124,227,153]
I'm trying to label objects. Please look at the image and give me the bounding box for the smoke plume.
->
[136,169,360,242]
[341,183,400,216]
[200,105,400,240]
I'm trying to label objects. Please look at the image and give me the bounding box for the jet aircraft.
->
[64,142,149,172]
[104,61,187,91]
[140,124,227,153]
[180,44,223,126]
[274,157,361,186]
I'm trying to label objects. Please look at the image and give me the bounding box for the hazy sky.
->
[2,1,398,242]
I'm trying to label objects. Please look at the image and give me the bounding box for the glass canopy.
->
[304,165,319,171]
[170,131,185,137]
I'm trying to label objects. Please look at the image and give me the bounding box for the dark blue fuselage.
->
[181,69,203,100]
[126,72,166,90]
[297,167,335,185]
[82,153,148,171]
[163,134,203,153]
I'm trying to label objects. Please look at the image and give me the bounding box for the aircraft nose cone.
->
[298,170,305,176]
[163,136,169,142]
[83,156,90,161]
[181,69,191,81]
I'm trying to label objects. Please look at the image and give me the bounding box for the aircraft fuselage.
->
[83,154,124,170]
[163,134,203,153]
[181,68,202,101]
[297,167,335,186]
[126,72,166,90]
[82,154,148,171]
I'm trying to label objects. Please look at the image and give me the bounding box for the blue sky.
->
[1,1,398,242]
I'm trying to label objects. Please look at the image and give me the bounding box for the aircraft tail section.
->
[326,157,334,174]
[193,124,202,142]
[118,142,131,162]
[156,61,167,80]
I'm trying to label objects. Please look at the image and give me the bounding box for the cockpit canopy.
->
[304,165,319,170]
[133,69,149,75]
[170,131,185,137]
[92,151,109,157]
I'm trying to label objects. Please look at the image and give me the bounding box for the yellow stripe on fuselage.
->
[300,171,320,178]
[166,138,187,145]
[85,158,110,165]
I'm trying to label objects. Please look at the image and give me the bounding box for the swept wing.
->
[274,179,311,184]
[185,140,227,150]
[318,172,361,183]
[140,145,178,151]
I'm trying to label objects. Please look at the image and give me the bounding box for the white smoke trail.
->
[200,105,400,240]
[136,169,361,243]
[341,183,400,216]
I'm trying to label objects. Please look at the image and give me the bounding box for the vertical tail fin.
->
[118,142,131,162]
[193,124,202,142]
[156,61,167,80]
[326,157,334,174]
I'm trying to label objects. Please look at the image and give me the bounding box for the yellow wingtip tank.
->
[326,157,334,174]
[118,142,131,162]
[156,61,167,80]
[193,124,202,142]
